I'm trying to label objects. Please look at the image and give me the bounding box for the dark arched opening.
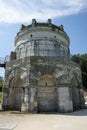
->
[8,76,23,111]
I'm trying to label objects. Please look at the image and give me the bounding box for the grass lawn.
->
[0,92,2,110]
[0,92,2,103]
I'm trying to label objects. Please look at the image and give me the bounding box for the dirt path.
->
[0,109,87,130]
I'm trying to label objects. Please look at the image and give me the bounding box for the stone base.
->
[57,87,73,112]
[21,102,29,112]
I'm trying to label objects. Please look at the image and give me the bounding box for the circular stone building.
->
[2,19,85,113]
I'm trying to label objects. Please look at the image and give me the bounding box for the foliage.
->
[71,54,87,89]
[0,76,3,81]
[0,76,4,92]
[0,92,2,104]
[71,54,81,64]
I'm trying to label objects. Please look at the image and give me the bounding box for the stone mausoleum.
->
[2,19,85,113]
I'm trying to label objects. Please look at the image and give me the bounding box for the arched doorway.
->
[71,77,80,110]
[8,76,22,110]
[37,74,57,112]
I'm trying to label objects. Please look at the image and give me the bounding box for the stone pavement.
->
[0,109,87,130]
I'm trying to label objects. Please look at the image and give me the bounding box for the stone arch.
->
[8,76,23,110]
[71,76,79,87]
[38,74,57,87]
[71,77,80,110]
[37,74,57,112]
[9,76,22,88]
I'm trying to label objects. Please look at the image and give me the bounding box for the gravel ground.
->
[0,109,87,130]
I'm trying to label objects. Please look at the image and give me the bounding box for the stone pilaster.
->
[79,88,85,108]
[30,87,37,113]
[57,86,73,112]
[21,87,29,112]
[2,88,9,110]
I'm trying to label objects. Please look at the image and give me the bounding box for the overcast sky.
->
[0,0,87,77]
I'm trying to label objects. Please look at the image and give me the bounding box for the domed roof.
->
[15,19,69,43]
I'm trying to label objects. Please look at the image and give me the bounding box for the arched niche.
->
[37,74,57,112]
[71,77,80,110]
[38,74,56,87]
[9,76,22,88]
[71,77,79,87]
[8,76,23,110]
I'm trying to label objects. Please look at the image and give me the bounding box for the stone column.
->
[21,87,29,112]
[30,87,37,113]
[79,88,85,108]
[56,87,59,112]
[2,88,9,110]
[57,86,73,112]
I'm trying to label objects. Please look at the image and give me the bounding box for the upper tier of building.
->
[14,19,70,59]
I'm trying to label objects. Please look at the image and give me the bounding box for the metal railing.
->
[0,55,9,67]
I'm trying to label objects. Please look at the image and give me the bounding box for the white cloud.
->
[0,0,87,23]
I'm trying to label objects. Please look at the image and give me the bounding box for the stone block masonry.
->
[2,19,85,113]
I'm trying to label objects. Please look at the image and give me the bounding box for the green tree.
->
[71,54,80,64]
[0,76,4,92]
[71,54,87,89]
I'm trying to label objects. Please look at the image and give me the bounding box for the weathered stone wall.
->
[15,19,70,60]
[57,86,73,112]
[2,56,85,112]
[2,19,85,113]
